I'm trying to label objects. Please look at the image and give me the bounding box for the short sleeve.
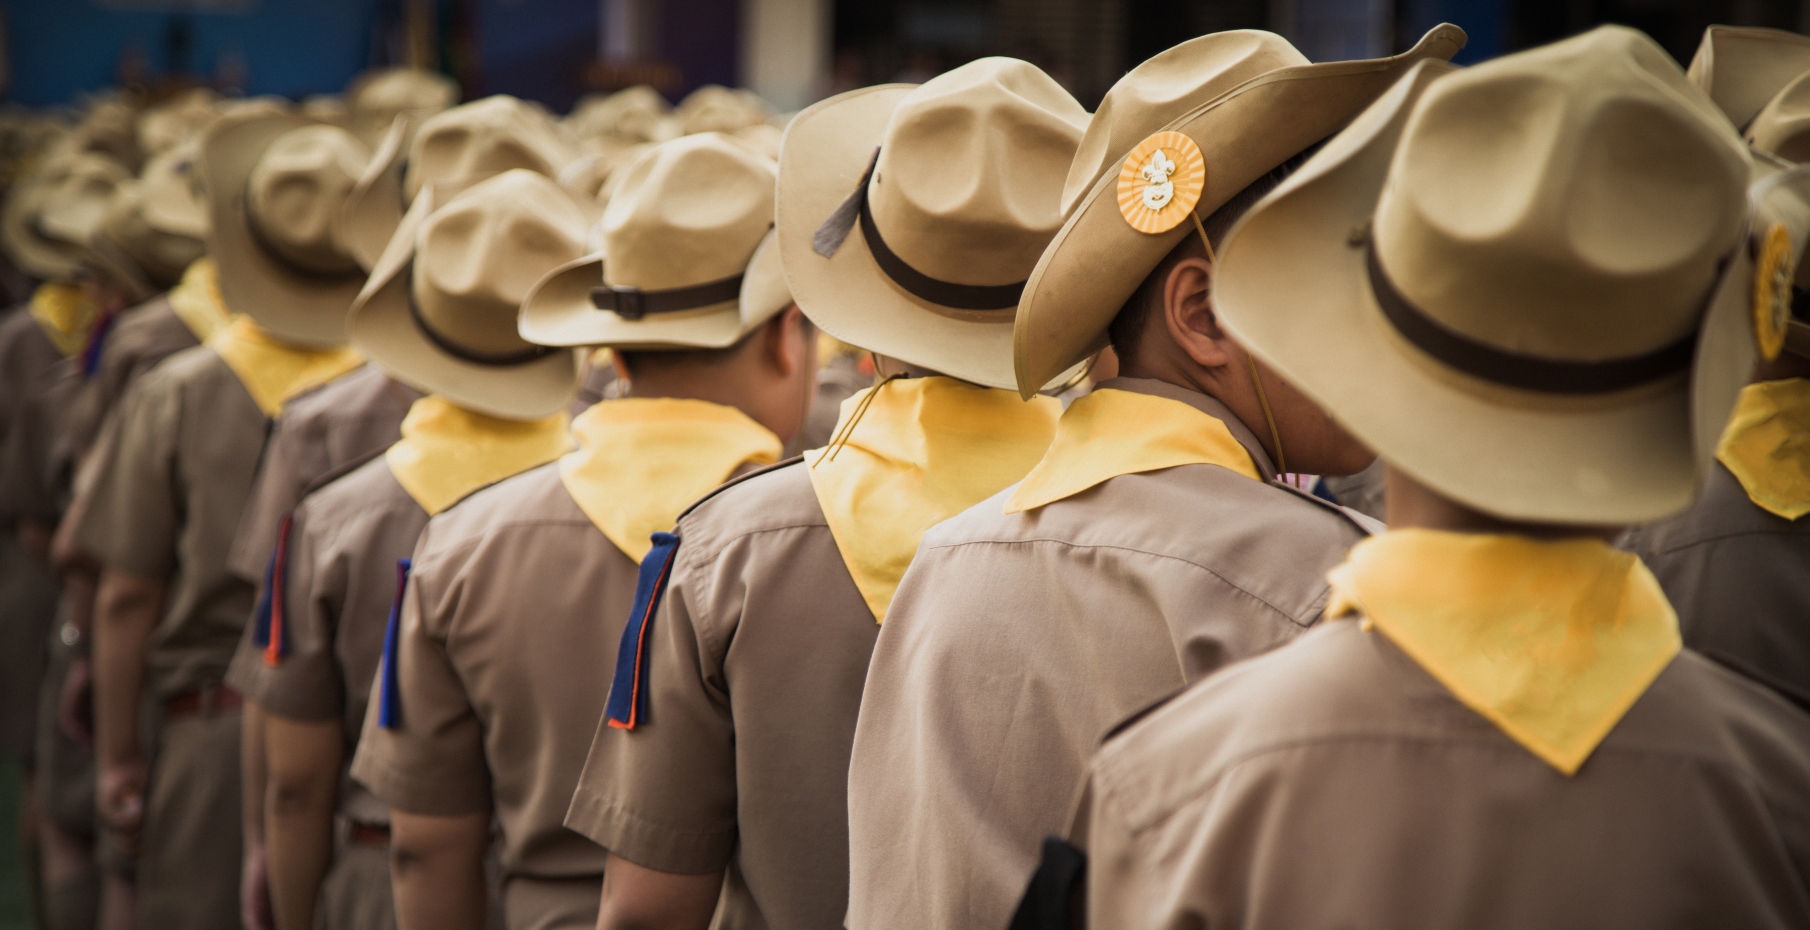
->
[232,502,348,723]
[75,371,182,579]
[348,538,492,816]
[565,541,738,874]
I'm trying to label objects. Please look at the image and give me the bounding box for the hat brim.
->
[204,111,366,347]
[1014,25,1467,398]
[777,84,1082,391]
[339,114,409,272]
[520,228,790,350]
[1211,60,1755,526]
[347,186,579,420]
[2,184,81,281]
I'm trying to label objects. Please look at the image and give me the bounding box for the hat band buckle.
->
[589,273,745,321]
[1366,241,1700,395]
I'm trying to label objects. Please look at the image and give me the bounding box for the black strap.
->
[408,292,555,367]
[813,146,1026,312]
[589,273,744,321]
[1367,243,1698,395]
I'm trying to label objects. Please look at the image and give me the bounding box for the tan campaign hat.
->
[777,57,1089,389]
[566,85,671,143]
[1,153,98,280]
[347,67,459,145]
[140,138,209,239]
[521,132,791,350]
[137,88,218,157]
[341,96,579,271]
[1212,26,1758,525]
[96,181,205,292]
[1013,25,1466,396]
[676,85,774,135]
[350,169,588,418]
[36,154,155,299]
[1686,25,1810,130]
[204,110,374,346]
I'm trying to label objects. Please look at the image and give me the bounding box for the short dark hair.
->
[1107,144,1321,363]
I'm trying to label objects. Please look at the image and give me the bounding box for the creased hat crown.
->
[414,169,591,355]
[601,132,775,291]
[1374,25,1747,362]
[246,124,370,276]
[406,96,575,197]
[872,57,1088,287]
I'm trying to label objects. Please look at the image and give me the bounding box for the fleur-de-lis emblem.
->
[1140,149,1176,211]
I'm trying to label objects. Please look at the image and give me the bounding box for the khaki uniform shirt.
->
[1622,463,1810,712]
[846,378,1377,930]
[62,295,198,462]
[349,463,632,884]
[228,363,418,586]
[75,345,269,698]
[0,308,72,524]
[565,460,873,930]
[1073,620,1810,928]
[227,458,429,825]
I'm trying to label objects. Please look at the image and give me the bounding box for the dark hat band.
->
[590,272,744,321]
[814,147,1026,312]
[1367,242,1699,395]
[408,289,555,367]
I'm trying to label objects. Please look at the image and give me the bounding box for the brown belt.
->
[349,822,391,846]
[163,685,244,717]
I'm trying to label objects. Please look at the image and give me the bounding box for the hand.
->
[242,841,274,930]
[58,655,94,748]
[98,757,147,854]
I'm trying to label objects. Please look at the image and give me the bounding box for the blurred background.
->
[1,0,1807,114]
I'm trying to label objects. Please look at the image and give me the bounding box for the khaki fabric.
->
[32,609,92,833]
[845,377,1376,930]
[320,840,397,930]
[59,294,200,465]
[0,307,75,524]
[566,460,873,930]
[75,344,269,697]
[227,363,419,585]
[0,306,65,757]
[3,530,57,757]
[227,458,429,825]
[1074,620,1810,929]
[1622,462,1810,712]
[504,876,601,930]
[139,707,244,930]
[350,463,628,903]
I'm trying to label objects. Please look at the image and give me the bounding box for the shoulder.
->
[1611,651,1810,801]
[275,363,388,429]
[674,457,827,549]
[418,462,588,553]
[1624,464,1807,558]
[296,456,417,528]
[130,342,226,400]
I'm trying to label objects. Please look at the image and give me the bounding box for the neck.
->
[1754,351,1810,383]
[1384,465,1622,542]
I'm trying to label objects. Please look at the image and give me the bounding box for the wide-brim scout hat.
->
[1013,25,1466,396]
[140,138,210,239]
[2,153,94,280]
[566,85,670,143]
[346,67,459,145]
[38,154,154,300]
[137,88,218,158]
[777,57,1090,389]
[350,169,589,419]
[1212,26,1758,526]
[205,110,374,346]
[1686,26,1810,131]
[98,180,204,292]
[521,132,792,349]
[404,96,577,199]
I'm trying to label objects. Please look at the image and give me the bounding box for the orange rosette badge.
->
[1753,221,1793,361]
[1117,131,1206,235]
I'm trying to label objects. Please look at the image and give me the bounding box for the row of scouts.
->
[2,17,1809,930]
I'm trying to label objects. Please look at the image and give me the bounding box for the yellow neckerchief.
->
[808,376,1061,623]
[28,282,102,358]
[1005,387,1260,514]
[166,257,235,342]
[1715,378,1810,520]
[385,395,574,516]
[206,317,364,417]
[1326,529,1681,776]
[559,397,782,562]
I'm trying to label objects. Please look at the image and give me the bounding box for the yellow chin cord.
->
[1190,211,1287,476]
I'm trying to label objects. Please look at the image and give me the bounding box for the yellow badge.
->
[1753,221,1794,361]
[1116,131,1206,235]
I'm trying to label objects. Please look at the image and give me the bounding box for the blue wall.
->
[5,0,383,105]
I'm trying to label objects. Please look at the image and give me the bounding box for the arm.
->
[390,810,491,930]
[263,713,342,930]
[92,566,164,851]
[595,854,722,930]
[241,704,273,930]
